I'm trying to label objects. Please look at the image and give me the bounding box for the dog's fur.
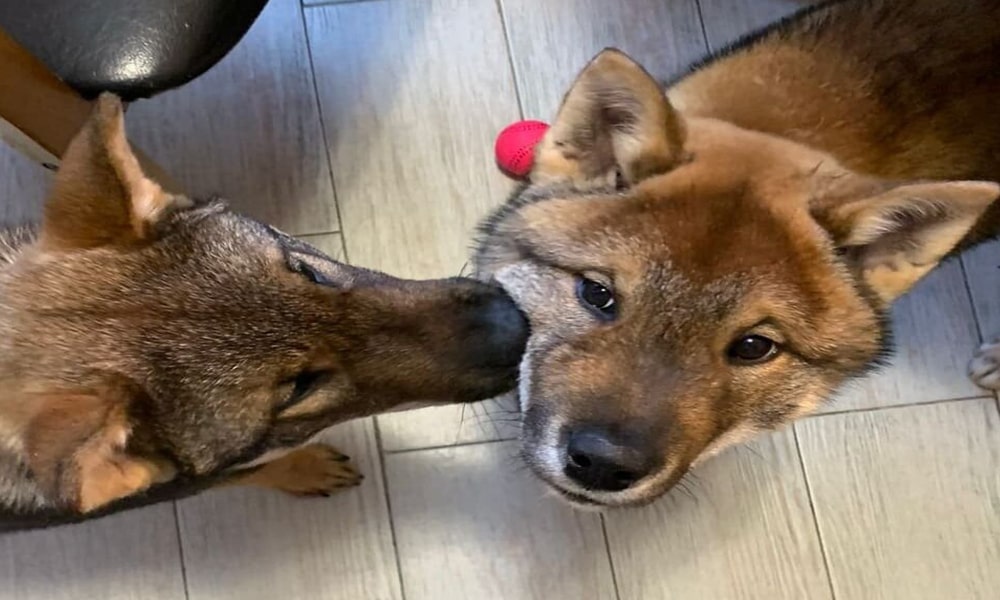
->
[476,0,1000,507]
[0,95,528,530]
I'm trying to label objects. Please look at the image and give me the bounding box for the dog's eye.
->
[727,335,779,364]
[614,167,628,190]
[577,277,616,319]
[292,259,332,286]
[278,370,332,411]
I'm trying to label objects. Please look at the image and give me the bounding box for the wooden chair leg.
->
[0,28,181,192]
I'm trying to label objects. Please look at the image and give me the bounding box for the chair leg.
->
[0,28,181,191]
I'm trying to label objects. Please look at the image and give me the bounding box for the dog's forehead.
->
[522,175,815,284]
[639,183,806,276]
[154,206,309,281]
[186,206,281,250]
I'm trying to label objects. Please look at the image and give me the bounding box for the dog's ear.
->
[23,378,175,513]
[39,94,191,250]
[532,48,686,189]
[811,173,998,302]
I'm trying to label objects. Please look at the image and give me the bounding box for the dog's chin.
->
[541,476,666,510]
[529,467,613,510]
[551,487,606,511]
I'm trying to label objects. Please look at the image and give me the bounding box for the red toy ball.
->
[494,120,549,179]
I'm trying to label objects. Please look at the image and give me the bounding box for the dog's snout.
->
[461,286,529,369]
[564,428,655,492]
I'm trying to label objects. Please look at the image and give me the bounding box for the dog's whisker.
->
[505,454,532,474]
[674,479,698,504]
[483,404,505,439]
[454,404,470,446]
[469,403,494,437]
[468,414,522,423]
[735,443,767,465]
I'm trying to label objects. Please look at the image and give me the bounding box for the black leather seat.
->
[0,0,268,100]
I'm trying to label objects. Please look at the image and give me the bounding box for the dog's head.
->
[475,49,998,507]
[3,95,528,514]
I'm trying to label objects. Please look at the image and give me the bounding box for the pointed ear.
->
[811,173,998,302]
[40,93,191,250]
[23,379,175,513]
[532,48,686,188]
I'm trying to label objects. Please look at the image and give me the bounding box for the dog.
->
[0,95,528,531]
[475,0,1000,508]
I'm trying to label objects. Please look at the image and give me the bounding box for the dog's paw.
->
[969,339,1000,390]
[252,443,363,497]
[281,444,364,497]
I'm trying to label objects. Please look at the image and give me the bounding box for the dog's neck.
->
[666,0,1000,247]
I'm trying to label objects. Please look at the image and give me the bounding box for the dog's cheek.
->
[72,414,176,513]
[24,391,175,513]
[495,262,590,335]
[25,393,119,500]
[493,261,544,308]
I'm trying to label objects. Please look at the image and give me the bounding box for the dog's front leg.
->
[221,444,362,497]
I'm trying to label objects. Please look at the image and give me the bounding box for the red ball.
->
[494,120,550,179]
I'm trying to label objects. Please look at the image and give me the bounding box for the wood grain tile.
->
[0,506,186,600]
[299,231,347,262]
[378,394,520,452]
[127,0,339,236]
[306,0,520,279]
[501,0,705,119]
[962,240,1000,343]
[820,262,983,412]
[604,430,831,600]
[177,419,401,600]
[302,0,352,5]
[797,399,1000,599]
[0,140,50,227]
[696,0,817,50]
[385,441,617,600]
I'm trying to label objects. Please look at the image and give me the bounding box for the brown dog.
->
[0,95,528,530]
[476,0,1000,508]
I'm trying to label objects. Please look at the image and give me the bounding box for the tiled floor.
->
[1,1,999,599]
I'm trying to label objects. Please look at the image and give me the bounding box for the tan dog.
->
[0,95,528,530]
[476,0,1000,507]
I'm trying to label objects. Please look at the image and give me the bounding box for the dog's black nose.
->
[464,286,529,369]
[564,428,655,492]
